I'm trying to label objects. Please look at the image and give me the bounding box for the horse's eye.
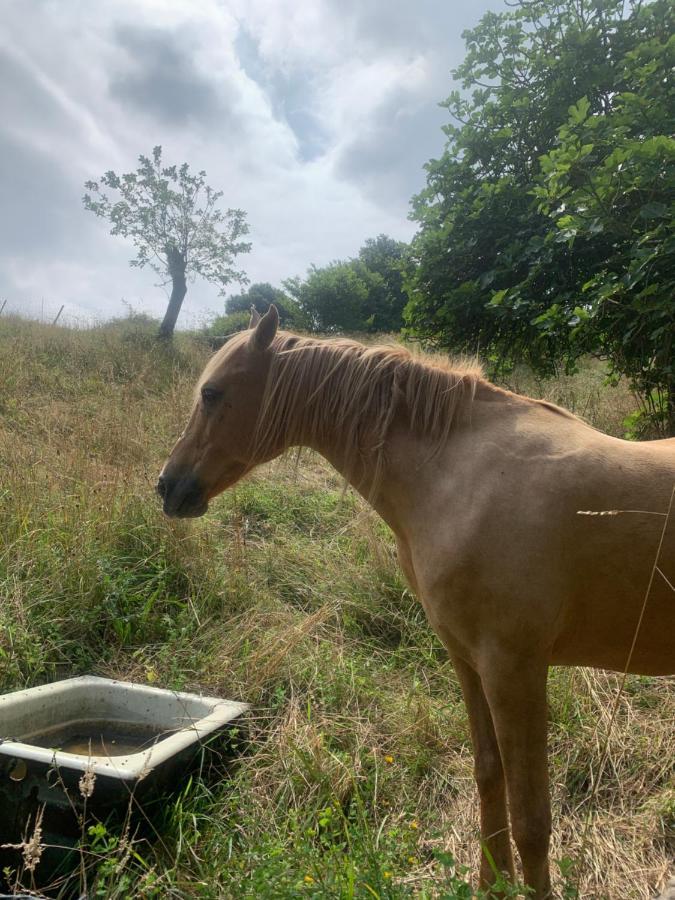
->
[201,386,221,405]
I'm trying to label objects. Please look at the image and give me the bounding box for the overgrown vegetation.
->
[405,0,675,435]
[0,315,672,898]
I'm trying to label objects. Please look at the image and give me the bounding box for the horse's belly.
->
[551,579,675,675]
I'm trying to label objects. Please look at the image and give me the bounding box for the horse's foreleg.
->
[451,653,514,888]
[481,656,552,900]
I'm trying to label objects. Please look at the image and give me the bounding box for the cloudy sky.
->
[1,0,499,327]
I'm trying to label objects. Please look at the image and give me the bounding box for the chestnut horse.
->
[159,306,675,898]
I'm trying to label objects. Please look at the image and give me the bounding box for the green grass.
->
[0,314,672,898]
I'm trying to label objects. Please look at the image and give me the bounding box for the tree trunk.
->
[158,245,187,339]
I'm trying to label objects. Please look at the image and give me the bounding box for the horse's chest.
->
[395,537,486,658]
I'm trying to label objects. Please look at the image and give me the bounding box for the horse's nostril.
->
[159,473,206,518]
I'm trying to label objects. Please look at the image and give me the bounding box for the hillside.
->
[0,315,672,898]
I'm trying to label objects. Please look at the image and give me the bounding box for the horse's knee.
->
[474,748,505,800]
[510,808,551,862]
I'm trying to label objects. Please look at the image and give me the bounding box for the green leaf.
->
[568,96,590,124]
[639,202,667,219]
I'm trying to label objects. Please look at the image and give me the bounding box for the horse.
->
[158,305,675,898]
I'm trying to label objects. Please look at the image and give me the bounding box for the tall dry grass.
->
[0,314,672,898]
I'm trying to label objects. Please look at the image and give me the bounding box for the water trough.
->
[0,675,248,887]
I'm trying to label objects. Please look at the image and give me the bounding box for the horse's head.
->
[158,305,280,518]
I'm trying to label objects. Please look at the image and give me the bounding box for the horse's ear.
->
[249,304,279,352]
[249,306,261,328]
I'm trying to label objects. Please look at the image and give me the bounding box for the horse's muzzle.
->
[157,473,208,518]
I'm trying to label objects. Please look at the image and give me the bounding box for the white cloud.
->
[0,0,501,326]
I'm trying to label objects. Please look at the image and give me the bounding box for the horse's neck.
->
[307,413,439,537]
[306,379,523,538]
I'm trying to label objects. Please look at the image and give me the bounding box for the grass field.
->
[0,314,673,899]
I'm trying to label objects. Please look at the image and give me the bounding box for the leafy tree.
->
[358,235,409,331]
[285,262,379,333]
[83,146,251,338]
[534,37,675,433]
[406,0,675,433]
[204,283,304,341]
[286,235,409,334]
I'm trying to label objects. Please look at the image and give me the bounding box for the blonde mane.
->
[251,332,483,485]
